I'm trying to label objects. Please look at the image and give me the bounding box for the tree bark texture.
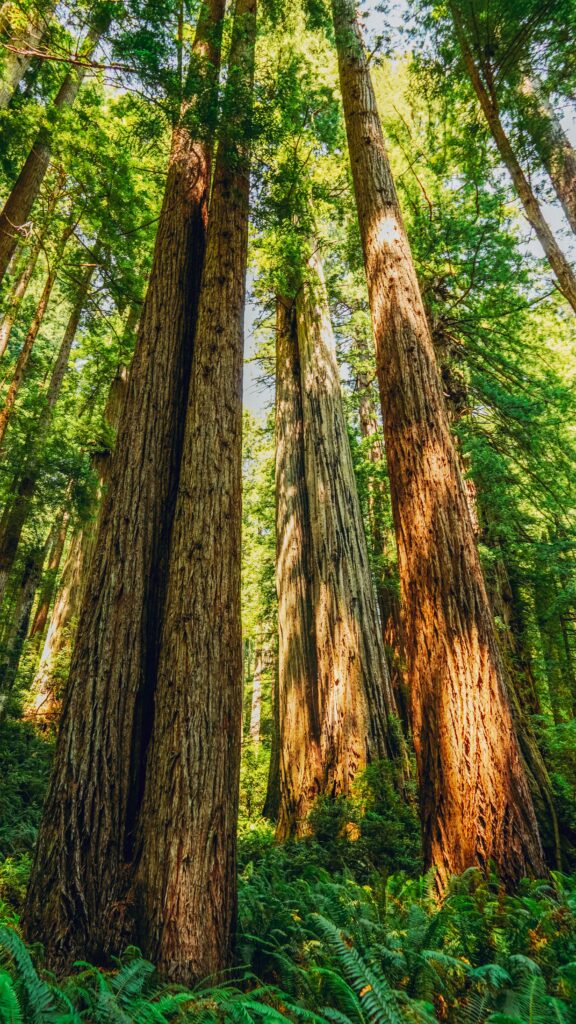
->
[0,18,104,286]
[448,4,576,314]
[332,0,546,888]
[132,0,256,984]
[22,0,226,971]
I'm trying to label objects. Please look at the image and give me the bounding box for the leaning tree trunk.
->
[0,3,50,108]
[0,17,105,286]
[0,179,62,358]
[0,260,95,604]
[448,4,576,314]
[133,0,256,984]
[22,0,226,972]
[331,0,545,889]
[520,77,576,236]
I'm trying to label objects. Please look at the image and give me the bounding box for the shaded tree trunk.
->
[520,77,576,236]
[0,17,105,285]
[249,645,264,748]
[24,364,129,727]
[262,658,281,820]
[28,509,69,638]
[23,0,226,971]
[332,0,545,888]
[274,295,319,836]
[133,0,256,983]
[449,3,576,314]
[0,535,48,718]
[354,353,407,729]
[0,179,62,358]
[0,260,95,604]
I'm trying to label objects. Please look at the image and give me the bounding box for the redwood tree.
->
[23,0,226,970]
[331,0,545,888]
[133,0,257,982]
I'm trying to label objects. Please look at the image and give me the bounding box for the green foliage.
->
[0,719,52,860]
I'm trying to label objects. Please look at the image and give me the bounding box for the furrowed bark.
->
[22,0,226,970]
[275,295,320,838]
[448,4,576,313]
[332,0,545,888]
[133,0,256,983]
[0,17,106,285]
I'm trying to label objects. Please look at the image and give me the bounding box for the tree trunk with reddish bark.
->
[331,0,545,888]
[132,0,256,984]
[22,1,226,972]
[28,511,69,638]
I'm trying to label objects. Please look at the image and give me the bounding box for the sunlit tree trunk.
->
[0,17,105,285]
[448,4,576,313]
[332,0,545,888]
[133,0,257,983]
[0,3,49,108]
[520,77,576,236]
[23,1,226,971]
[0,261,95,604]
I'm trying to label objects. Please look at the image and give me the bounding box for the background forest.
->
[0,0,575,1021]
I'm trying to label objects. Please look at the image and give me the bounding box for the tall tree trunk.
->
[448,4,576,313]
[24,525,85,726]
[24,364,129,727]
[0,3,50,108]
[28,509,69,637]
[0,18,105,285]
[22,0,226,971]
[274,294,319,836]
[0,535,47,718]
[0,179,61,358]
[249,645,264,748]
[520,77,576,236]
[331,0,545,888]
[133,0,256,984]
[263,658,281,820]
[0,261,95,603]
[354,353,407,728]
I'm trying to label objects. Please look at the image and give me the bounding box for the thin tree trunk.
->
[263,658,280,820]
[0,536,47,719]
[0,179,61,358]
[249,646,263,748]
[0,266,54,446]
[332,0,545,888]
[28,510,69,637]
[520,77,576,236]
[0,261,95,604]
[24,525,85,726]
[448,4,576,313]
[23,0,226,971]
[24,363,130,727]
[133,0,256,983]
[0,18,105,285]
[0,4,50,108]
